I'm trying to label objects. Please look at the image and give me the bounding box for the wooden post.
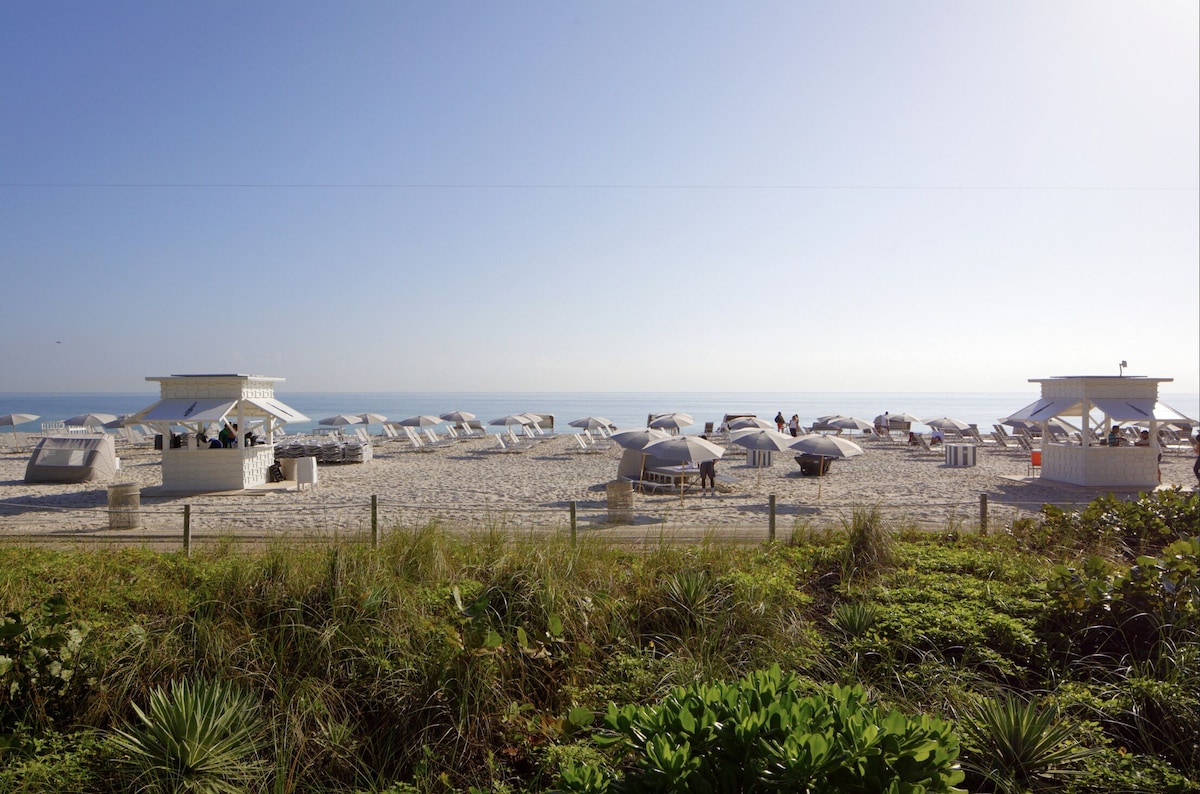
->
[768,495,776,542]
[979,494,988,536]
[570,501,577,545]
[183,504,191,557]
[371,495,378,548]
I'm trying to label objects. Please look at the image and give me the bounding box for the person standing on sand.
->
[788,414,800,437]
[775,412,785,433]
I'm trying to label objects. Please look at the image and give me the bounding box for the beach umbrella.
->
[0,413,38,451]
[393,415,443,428]
[319,414,364,430]
[489,414,535,427]
[924,417,972,432]
[358,413,388,425]
[102,414,138,429]
[649,412,694,431]
[642,434,725,504]
[875,412,922,426]
[63,412,117,428]
[439,410,476,423]
[610,428,671,450]
[569,416,616,431]
[826,416,876,434]
[727,416,775,431]
[730,428,794,484]
[789,434,864,498]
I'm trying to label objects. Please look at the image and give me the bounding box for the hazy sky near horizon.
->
[2,1,1197,395]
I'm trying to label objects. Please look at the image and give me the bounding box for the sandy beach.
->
[1,431,1196,542]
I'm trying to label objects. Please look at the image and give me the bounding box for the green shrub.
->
[556,664,965,793]
[0,595,92,734]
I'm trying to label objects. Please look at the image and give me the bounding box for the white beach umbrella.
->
[569,416,616,431]
[610,427,671,450]
[490,414,535,427]
[358,413,388,426]
[393,415,444,428]
[63,413,117,429]
[875,412,922,426]
[0,413,38,451]
[789,434,864,498]
[730,428,795,484]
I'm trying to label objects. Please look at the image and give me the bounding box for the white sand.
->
[1,433,1195,540]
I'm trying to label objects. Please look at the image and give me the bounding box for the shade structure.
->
[358,413,388,425]
[490,414,535,427]
[649,412,694,430]
[569,416,616,431]
[875,412,923,426]
[439,410,476,423]
[923,417,972,432]
[63,412,117,428]
[789,434,863,497]
[0,413,38,451]
[319,414,364,427]
[730,428,794,484]
[394,415,443,428]
[825,416,875,433]
[642,434,724,463]
[789,434,864,459]
[102,414,138,429]
[727,416,775,431]
[610,428,671,450]
[0,413,38,428]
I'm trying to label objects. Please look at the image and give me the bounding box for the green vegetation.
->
[0,489,1195,793]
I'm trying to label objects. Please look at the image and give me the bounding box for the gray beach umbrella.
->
[358,413,388,426]
[649,412,694,430]
[727,416,775,431]
[789,434,864,498]
[610,428,671,450]
[102,414,138,429]
[0,413,38,450]
[394,415,444,427]
[319,414,364,427]
[569,416,616,431]
[642,434,725,505]
[826,416,876,433]
[490,414,534,427]
[730,428,794,484]
[63,413,117,428]
[439,410,476,423]
[924,417,972,432]
[875,412,922,426]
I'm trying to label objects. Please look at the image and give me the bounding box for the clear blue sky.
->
[3,1,1197,394]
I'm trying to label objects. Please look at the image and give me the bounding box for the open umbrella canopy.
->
[825,416,876,433]
[789,434,864,459]
[649,412,694,430]
[358,413,388,425]
[319,414,364,427]
[393,415,443,428]
[0,413,38,428]
[642,434,724,463]
[490,414,535,427]
[875,412,923,425]
[568,416,616,431]
[729,428,795,452]
[439,410,476,423]
[610,428,671,450]
[63,413,117,428]
[727,416,775,431]
[924,417,972,431]
[102,414,138,429]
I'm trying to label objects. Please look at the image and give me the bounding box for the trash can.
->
[107,483,141,529]
[606,479,634,524]
[747,449,774,468]
[944,443,977,467]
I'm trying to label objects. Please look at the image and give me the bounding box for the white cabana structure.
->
[1006,375,1189,488]
[133,374,308,493]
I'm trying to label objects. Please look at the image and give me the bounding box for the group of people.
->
[195,423,260,448]
[773,412,801,437]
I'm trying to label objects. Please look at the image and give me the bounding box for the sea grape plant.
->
[555,664,965,793]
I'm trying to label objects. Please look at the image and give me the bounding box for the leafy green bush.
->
[556,664,965,793]
[0,596,92,735]
[1011,489,1199,556]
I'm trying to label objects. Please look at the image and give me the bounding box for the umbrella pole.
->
[817,456,825,499]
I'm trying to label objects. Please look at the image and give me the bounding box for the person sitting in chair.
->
[1106,425,1122,447]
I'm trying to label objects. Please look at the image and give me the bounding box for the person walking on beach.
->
[775,412,785,433]
[788,414,800,437]
[698,456,717,496]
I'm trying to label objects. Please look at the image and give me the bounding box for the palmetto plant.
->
[111,677,266,794]
[960,693,1097,793]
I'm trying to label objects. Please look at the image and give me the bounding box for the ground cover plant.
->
[0,490,1195,792]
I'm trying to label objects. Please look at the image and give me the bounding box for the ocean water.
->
[3,391,1198,436]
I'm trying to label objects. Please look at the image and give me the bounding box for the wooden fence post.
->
[183,504,191,557]
[768,495,776,542]
[371,495,378,548]
[979,494,988,536]
[570,501,577,545]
